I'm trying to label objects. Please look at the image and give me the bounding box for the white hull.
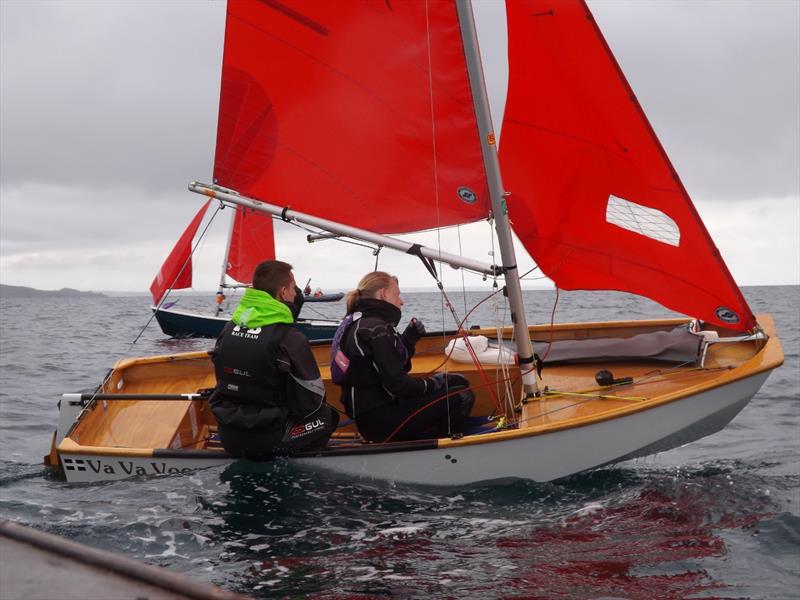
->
[58,371,768,485]
[297,371,768,485]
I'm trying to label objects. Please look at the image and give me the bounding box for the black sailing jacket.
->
[338,298,426,417]
[210,321,325,433]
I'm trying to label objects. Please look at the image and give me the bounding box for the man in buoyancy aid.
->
[210,260,338,458]
[330,271,474,443]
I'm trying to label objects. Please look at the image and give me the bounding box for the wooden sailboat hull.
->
[52,370,768,485]
[50,316,783,485]
[152,306,339,340]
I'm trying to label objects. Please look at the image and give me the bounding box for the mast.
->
[216,206,236,315]
[455,0,541,397]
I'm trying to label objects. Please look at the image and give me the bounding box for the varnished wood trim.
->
[58,438,154,458]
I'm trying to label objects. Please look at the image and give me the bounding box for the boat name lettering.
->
[82,459,193,476]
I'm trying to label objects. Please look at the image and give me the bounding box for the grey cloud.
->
[0,182,224,255]
[0,0,224,192]
[590,0,799,201]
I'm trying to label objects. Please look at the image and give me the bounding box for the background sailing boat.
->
[149,201,340,339]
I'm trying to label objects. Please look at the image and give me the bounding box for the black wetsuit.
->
[210,321,337,458]
[338,298,473,442]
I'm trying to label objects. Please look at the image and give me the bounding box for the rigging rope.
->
[540,287,560,362]
[483,216,519,417]
[456,225,468,317]
[423,0,458,437]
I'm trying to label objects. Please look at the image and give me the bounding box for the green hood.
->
[231,288,294,328]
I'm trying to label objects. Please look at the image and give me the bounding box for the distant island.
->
[0,284,106,298]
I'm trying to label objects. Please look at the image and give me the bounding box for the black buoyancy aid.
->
[214,322,291,405]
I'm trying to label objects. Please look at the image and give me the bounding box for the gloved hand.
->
[445,373,469,388]
[402,318,426,344]
[427,372,468,393]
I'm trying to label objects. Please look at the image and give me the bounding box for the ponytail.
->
[344,288,362,315]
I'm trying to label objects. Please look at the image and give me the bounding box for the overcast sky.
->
[1,0,798,295]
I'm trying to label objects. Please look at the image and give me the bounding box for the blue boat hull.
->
[152,307,339,341]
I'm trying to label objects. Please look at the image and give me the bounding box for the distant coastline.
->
[0,283,794,299]
[0,284,106,299]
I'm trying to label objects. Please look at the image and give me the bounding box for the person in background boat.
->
[214,291,226,316]
[331,271,474,442]
[210,260,338,458]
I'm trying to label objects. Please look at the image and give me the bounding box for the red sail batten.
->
[150,200,212,305]
[500,0,755,331]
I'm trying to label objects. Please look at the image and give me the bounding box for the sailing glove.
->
[427,372,468,394]
[402,318,426,344]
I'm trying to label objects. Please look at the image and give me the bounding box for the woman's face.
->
[379,279,404,309]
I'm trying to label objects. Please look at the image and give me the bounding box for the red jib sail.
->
[226,208,275,284]
[212,0,490,234]
[500,0,756,332]
[150,199,211,304]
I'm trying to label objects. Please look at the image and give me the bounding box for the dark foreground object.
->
[0,520,249,600]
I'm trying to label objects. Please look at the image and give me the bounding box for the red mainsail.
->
[150,200,211,304]
[499,0,755,331]
[212,0,490,234]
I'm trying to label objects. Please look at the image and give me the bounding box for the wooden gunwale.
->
[58,438,155,457]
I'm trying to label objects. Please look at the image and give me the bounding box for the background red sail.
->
[212,0,490,234]
[226,208,275,284]
[150,200,211,304]
[500,0,756,331]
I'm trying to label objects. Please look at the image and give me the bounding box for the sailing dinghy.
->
[150,198,340,340]
[303,292,345,303]
[45,0,783,485]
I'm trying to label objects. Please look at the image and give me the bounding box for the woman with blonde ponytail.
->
[329,272,474,442]
[343,271,398,315]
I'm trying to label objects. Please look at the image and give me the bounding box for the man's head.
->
[252,260,297,304]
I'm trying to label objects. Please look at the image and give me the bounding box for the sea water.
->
[1,286,798,599]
